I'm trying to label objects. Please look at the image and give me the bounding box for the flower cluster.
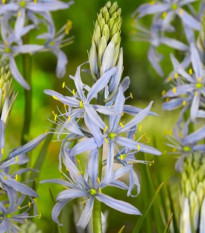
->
[42,2,161,230]
[0,61,47,232]
[133,0,204,76]
[0,0,73,89]
[134,0,205,231]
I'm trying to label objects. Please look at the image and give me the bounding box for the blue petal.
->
[97,193,141,215]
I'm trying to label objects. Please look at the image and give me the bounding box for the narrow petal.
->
[52,200,70,225]
[164,85,194,97]
[119,102,153,133]
[77,198,94,229]
[178,9,200,30]
[190,93,200,121]
[57,189,87,201]
[182,126,205,144]
[97,193,141,215]
[9,133,48,158]
[87,67,117,102]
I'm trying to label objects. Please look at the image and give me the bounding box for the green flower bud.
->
[19,221,42,233]
[180,153,205,232]
[0,60,16,125]
[89,2,122,78]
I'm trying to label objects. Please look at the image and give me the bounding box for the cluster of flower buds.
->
[42,2,161,230]
[180,153,205,233]
[0,61,47,232]
[0,0,73,89]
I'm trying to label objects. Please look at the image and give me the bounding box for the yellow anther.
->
[34,0,37,3]
[189,68,192,75]
[162,11,167,18]
[120,122,124,128]
[77,171,83,176]
[104,137,109,143]
[79,100,84,108]
[4,176,8,180]
[65,20,72,35]
[18,10,21,17]
[150,0,155,5]
[62,82,65,88]
[133,134,136,140]
[174,73,178,79]
[97,177,101,184]
[38,213,41,219]
[18,206,21,210]
[172,148,177,153]
[28,202,31,208]
[52,111,57,122]
[72,89,76,96]
[130,92,133,99]
[99,187,102,194]
[68,116,71,122]
[104,125,108,132]
[120,154,127,160]
[182,100,186,106]
[139,125,142,132]
[33,199,37,203]
[179,9,184,16]
[52,95,58,100]
[195,91,198,96]
[172,87,176,93]
[15,174,18,181]
[147,137,150,143]
[15,156,18,162]
[168,76,172,82]
[118,226,125,233]
[76,159,81,164]
[2,0,6,3]
[121,112,124,116]
[1,148,4,155]
[161,90,166,96]
[198,77,202,83]
[137,144,140,151]
[149,160,155,167]
[166,97,170,102]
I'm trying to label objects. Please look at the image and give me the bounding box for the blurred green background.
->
[5,0,182,232]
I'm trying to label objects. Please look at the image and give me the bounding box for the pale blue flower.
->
[41,147,141,229]
[135,0,200,30]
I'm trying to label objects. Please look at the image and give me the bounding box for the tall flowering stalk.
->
[0,61,48,232]
[134,0,205,232]
[42,2,161,233]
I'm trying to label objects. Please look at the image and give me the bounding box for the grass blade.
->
[132,182,164,233]
[163,213,173,233]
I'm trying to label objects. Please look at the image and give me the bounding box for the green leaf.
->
[132,182,164,233]
[167,185,179,233]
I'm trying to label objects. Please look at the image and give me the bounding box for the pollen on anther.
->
[130,92,133,99]
[52,95,58,100]
[137,144,140,151]
[174,73,178,79]
[120,122,124,128]
[1,148,4,155]
[189,68,192,75]
[172,87,176,93]
[182,100,186,106]
[62,82,65,88]
[104,137,109,143]
[15,174,18,181]
[104,125,108,132]
[168,76,172,82]
[161,90,166,96]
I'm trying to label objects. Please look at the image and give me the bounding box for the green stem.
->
[93,92,104,233]
[21,52,32,145]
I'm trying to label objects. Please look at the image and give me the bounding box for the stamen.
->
[172,148,177,152]
[137,144,140,151]
[182,100,186,106]
[34,0,37,3]
[52,111,57,122]
[62,82,65,88]
[172,87,176,94]
[65,20,72,35]
[168,76,172,82]
[161,90,166,96]
[104,137,109,143]
[120,122,124,128]
[4,176,8,180]
[97,177,101,184]
[130,92,133,99]
[179,9,184,16]
[149,0,155,5]
[1,148,4,155]
[149,160,154,167]
[139,125,142,132]
[99,187,102,194]
[162,11,167,18]
[174,73,178,79]
[104,125,108,132]
[195,91,198,96]
[15,174,18,181]
[189,68,192,75]
[72,89,76,96]
[79,100,84,108]
[38,213,41,219]
[52,95,58,100]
